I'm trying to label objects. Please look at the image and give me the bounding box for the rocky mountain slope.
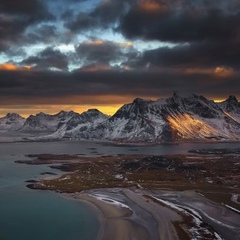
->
[0,113,25,131]
[49,109,109,139]
[54,92,240,142]
[20,111,79,132]
[1,93,240,142]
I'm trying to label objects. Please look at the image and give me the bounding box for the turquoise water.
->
[0,187,99,240]
[0,149,99,240]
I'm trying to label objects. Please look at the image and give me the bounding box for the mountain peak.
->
[133,98,146,104]
[82,109,106,116]
[226,95,238,103]
[57,110,68,115]
[86,108,101,113]
[56,110,76,117]
[5,113,24,119]
[218,95,240,114]
[36,112,48,117]
[172,91,196,99]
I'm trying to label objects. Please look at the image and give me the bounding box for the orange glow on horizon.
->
[0,63,32,71]
[0,93,159,118]
[138,0,167,12]
[0,104,123,118]
[214,99,225,103]
[0,63,18,71]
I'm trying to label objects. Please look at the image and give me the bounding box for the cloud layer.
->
[0,0,239,111]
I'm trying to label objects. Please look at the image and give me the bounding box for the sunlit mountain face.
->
[0,0,239,116]
[1,93,240,143]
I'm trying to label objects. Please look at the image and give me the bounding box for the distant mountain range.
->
[1,92,240,143]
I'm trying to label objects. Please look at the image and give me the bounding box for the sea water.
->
[0,143,100,240]
[0,140,239,240]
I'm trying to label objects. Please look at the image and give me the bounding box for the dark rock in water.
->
[50,165,72,172]
[26,184,36,189]
[40,172,57,175]
[26,183,47,190]
[25,180,38,183]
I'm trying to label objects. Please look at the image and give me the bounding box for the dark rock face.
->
[219,95,240,114]
[169,92,221,118]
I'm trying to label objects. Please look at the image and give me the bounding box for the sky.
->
[0,0,240,117]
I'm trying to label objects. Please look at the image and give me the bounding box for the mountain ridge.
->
[1,93,240,143]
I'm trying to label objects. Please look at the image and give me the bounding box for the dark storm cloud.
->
[116,0,240,73]
[0,68,239,105]
[0,0,54,51]
[65,12,98,31]
[1,0,240,106]
[0,15,26,51]
[64,0,240,73]
[65,0,129,31]
[0,0,52,20]
[21,48,69,71]
[129,40,240,70]
[76,40,137,66]
[119,0,240,43]
[25,25,58,45]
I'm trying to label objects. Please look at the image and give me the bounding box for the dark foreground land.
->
[17,148,240,240]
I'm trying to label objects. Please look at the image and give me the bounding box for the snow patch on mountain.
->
[42,109,109,140]
[0,113,25,131]
[20,111,78,132]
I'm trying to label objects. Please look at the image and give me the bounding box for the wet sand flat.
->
[70,188,240,240]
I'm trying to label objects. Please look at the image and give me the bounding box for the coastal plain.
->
[17,147,240,240]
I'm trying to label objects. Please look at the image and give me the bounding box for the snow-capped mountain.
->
[20,111,78,132]
[2,93,240,142]
[163,92,240,141]
[49,109,109,139]
[92,98,168,142]
[0,113,25,131]
[55,92,240,142]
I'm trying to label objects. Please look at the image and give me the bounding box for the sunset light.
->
[0,1,240,240]
[0,0,238,116]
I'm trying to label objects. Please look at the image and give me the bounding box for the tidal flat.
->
[17,145,240,240]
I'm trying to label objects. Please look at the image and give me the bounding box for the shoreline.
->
[68,190,151,240]
[0,132,240,145]
[63,192,105,240]
[65,188,240,240]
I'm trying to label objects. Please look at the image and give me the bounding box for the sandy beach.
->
[69,188,240,240]
[72,190,151,240]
